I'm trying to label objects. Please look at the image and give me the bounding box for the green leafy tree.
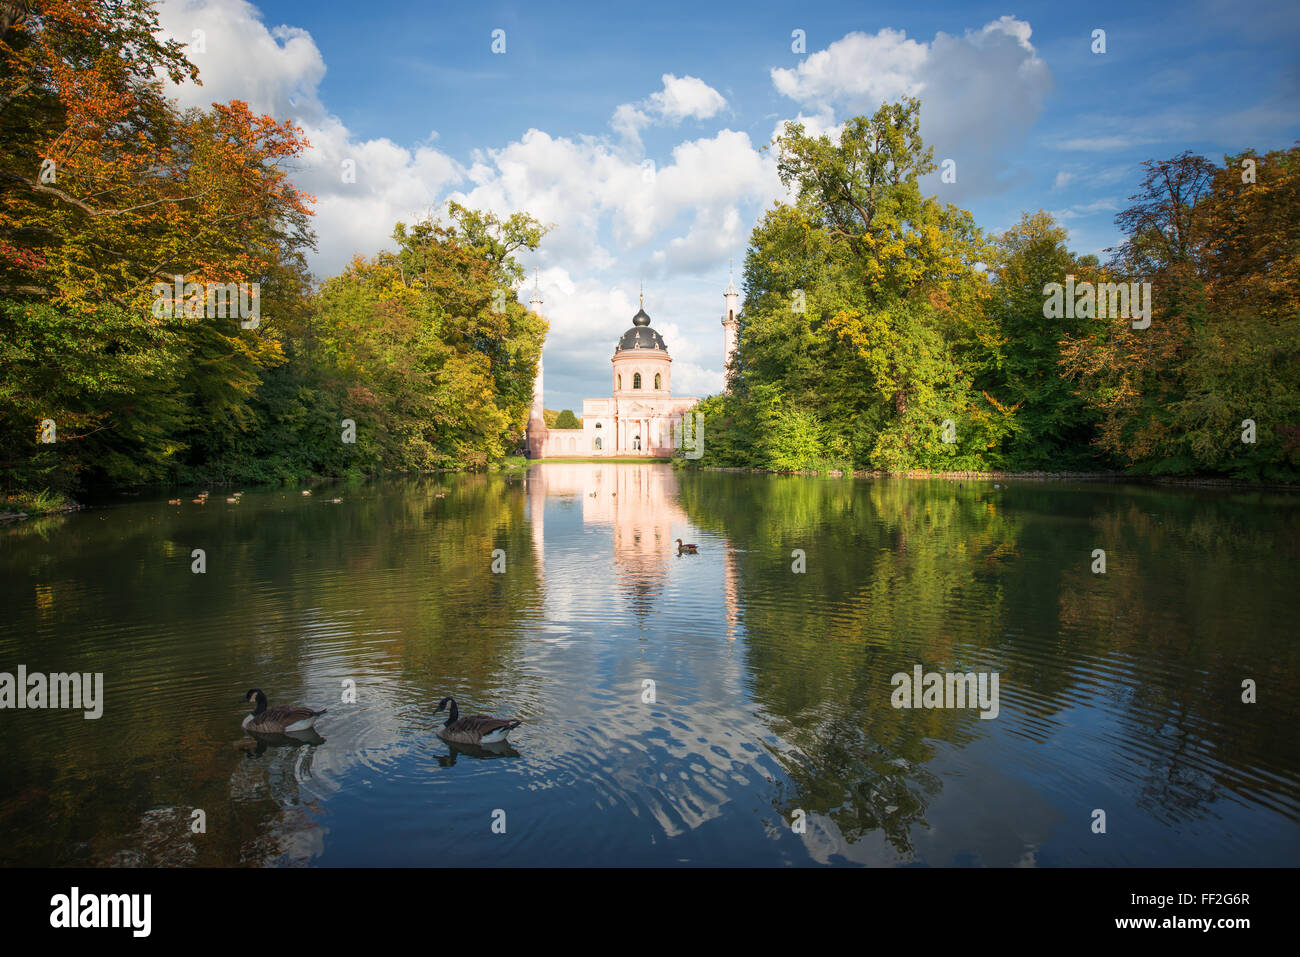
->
[306,209,547,473]
[722,98,1007,472]
[980,211,1108,470]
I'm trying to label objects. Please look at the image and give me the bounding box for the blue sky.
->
[157,0,1300,411]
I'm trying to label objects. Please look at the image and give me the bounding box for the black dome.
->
[617,307,666,352]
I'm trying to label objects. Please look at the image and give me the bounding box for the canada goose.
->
[433,696,520,745]
[167,499,181,506]
[676,538,698,555]
[242,689,326,734]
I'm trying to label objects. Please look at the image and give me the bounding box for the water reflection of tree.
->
[0,475,543,865]
[1054,490,1300,827]
[678,474,1026,858]
[679,474,1300,858]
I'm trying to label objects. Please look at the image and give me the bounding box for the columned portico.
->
[526,287,708,458]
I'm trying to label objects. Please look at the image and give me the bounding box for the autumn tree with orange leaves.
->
[1,0,315,489]
[1062,147,1300,479]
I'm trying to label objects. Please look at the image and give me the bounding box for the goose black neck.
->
[252,691,267,716]
[438,696,458,725]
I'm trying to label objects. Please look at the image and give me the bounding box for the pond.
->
[1,464,1296,866]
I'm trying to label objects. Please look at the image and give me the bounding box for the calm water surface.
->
[1,465,1297,866]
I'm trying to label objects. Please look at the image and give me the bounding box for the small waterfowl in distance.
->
[242,688,327,734]
[434,696,520,745]
[676,538,698,555]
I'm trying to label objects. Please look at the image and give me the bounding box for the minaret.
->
[527,270,546,456]
[721,259,740,386]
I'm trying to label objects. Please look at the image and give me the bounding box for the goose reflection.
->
[437,740,520,766]
[242,728,326,757]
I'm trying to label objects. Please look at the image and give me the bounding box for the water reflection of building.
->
[526,464,688,616]
[722,542,740,641]
[526,462,741,636]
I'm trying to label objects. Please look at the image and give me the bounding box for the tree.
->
[555,409,579,429]
[306,209,547,472]
[980,211,1108,470]
[726,98,1006,472]
[0,0,314,489]
[1062,146,1300,478]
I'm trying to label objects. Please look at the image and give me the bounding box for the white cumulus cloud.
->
[770,17,1053,198]
[611,73,729,145]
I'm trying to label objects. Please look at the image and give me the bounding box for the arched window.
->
[594,437,602,450]
[728,309,734,321]
[654,373,661,390]
[617,375,622,390]
[594,422,602,428]
[633,372,642,389]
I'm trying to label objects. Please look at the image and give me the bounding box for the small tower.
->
[721,259,740,385]
[528,268,544,315]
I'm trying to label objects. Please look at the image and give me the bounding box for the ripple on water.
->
[1,473,1296,866]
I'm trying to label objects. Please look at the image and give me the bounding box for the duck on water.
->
[434,696,521,745]
[242,688,327,734]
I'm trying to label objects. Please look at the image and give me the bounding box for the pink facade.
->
[527,299,700,458]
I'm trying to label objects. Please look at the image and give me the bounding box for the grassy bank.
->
[1,489,81,521]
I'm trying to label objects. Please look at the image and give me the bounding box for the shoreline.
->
[6,464,1295,527]
[0,501,83,524]
[693,466,1300,491]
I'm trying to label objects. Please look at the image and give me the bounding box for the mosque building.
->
[525,274,740,458]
